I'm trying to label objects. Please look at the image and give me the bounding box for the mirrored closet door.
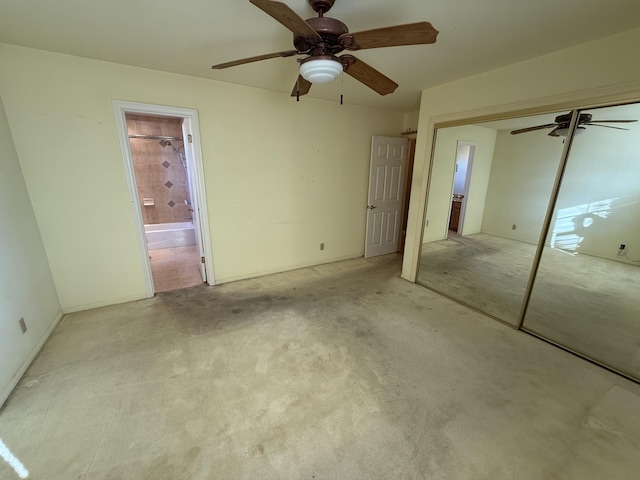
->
[416,112,567,326]
[522,103,640,379]
[417,101,640,382]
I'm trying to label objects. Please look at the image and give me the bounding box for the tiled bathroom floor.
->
[149,245,204,292]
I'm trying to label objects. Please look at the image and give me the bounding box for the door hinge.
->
[201,256,205,264]
[188,134,193,144]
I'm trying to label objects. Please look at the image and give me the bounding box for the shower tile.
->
[126,119,137,135]
[128,114,194,226]
[129,139,144,153]
[160,119,183,137]
[133,164,147,183]
[170,185,186,199]
[136,120,160,136]
[174,204,190,221]
[137,189,152,205]
[143,209,157,225]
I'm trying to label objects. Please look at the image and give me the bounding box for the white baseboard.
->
[0,309,64,408]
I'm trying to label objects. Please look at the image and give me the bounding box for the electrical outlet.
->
[320,243,325,251]
[512,224,517,230]
[19,317,27,334]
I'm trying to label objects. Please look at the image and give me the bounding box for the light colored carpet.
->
[1,254,640,479]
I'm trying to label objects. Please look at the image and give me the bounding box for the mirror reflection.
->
[522,103,640,378]
[417,112,567,325]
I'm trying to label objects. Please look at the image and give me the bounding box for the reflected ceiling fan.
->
[510,112,638,137]
[211,0,439,98]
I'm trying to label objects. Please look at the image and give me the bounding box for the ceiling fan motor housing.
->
[554,113,592,125]
[294,16,349,54]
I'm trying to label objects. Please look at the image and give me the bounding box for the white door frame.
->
[113,100,215,297]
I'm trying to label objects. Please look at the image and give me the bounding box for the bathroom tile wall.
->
[126,114,192,225]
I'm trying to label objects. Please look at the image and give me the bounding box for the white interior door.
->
[365,136,409,257]
[182,125,207,282]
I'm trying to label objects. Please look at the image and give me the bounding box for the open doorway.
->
[114,101,213,296]
[448,141,475,235]
[126,114,203,292]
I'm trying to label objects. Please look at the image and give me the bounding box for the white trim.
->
[112,101,215,296]
[112,103,154,297]
[0,310,64,408]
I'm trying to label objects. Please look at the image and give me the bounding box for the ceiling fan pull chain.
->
[340,71,344,105]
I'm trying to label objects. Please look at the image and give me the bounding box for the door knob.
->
[368,205,377,209]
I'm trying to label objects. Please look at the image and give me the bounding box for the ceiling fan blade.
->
[510,123,558,135]
[587,119,638,123]
[586,123,630,131]
[212,50,298,69]
[291,75,312,97]
[340,22,438,50]
[250,0,320,37]
[548,127,560,137]
[340,55,398,96]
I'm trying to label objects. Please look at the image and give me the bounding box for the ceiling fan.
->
[510,112,638,137]
[211,0,439,99]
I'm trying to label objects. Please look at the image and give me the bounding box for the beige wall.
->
[481,129,565,244]
[551,108,640,261]
[403,27,640,281]
[0,95,61,405]
[0,43,403,311]
[403,111,419,133]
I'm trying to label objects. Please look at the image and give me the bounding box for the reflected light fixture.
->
[299,57,343,84]
[555,126,586,137]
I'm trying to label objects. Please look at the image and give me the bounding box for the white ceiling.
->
[1,0,640,112]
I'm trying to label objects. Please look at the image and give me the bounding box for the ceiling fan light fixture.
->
[299,57,343,84]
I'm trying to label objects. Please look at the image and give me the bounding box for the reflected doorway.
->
[448,141,475,234]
